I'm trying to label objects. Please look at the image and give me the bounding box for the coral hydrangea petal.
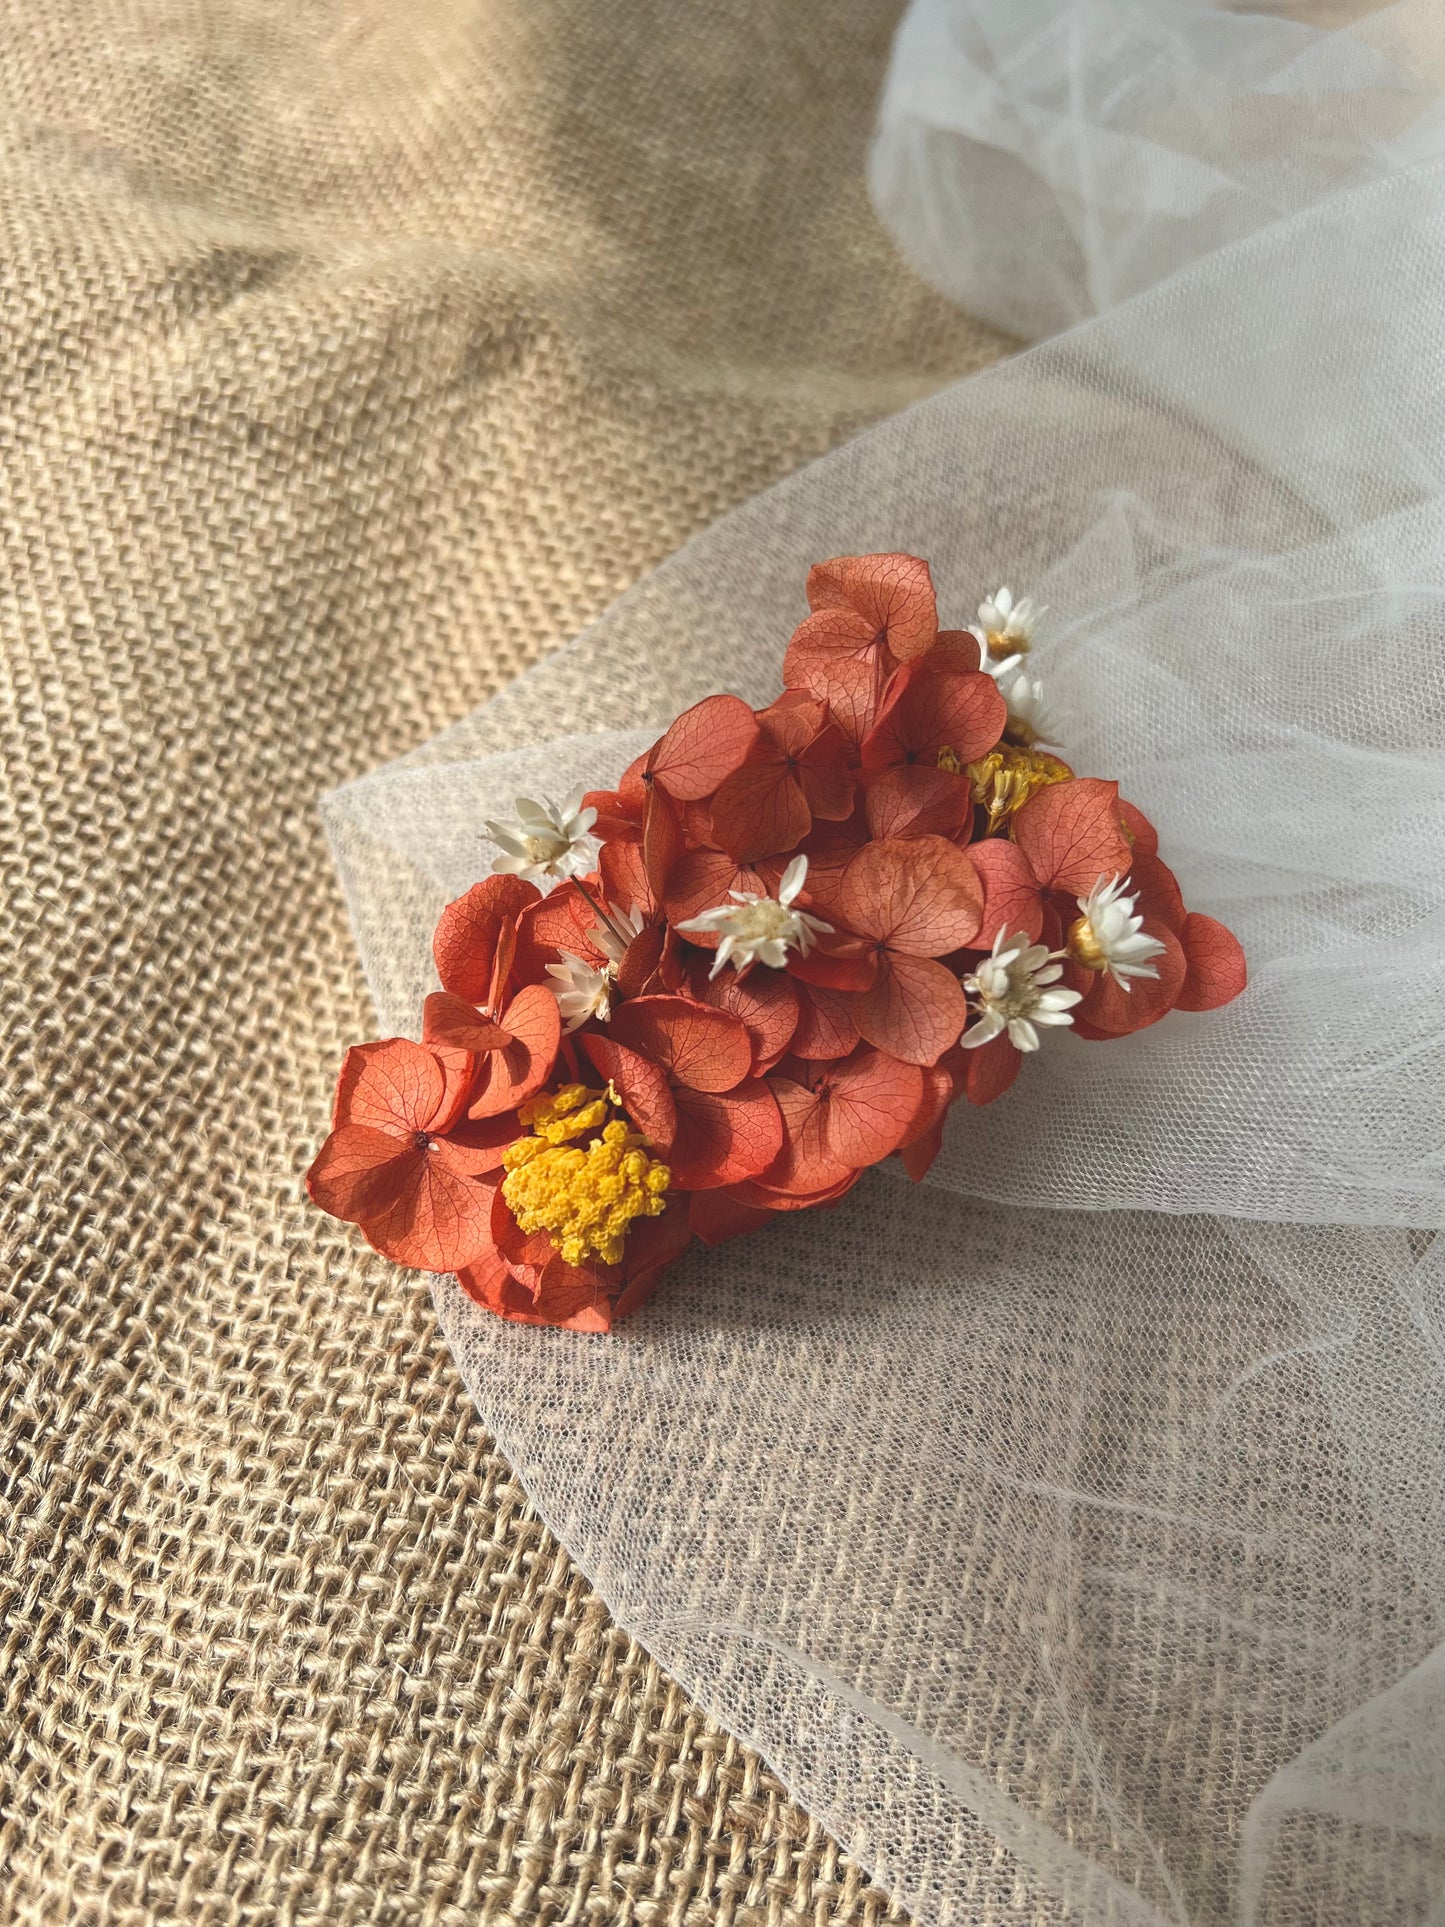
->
[1176,913,1247,1012]
[860,652,1006,773]
[967,838,1044,946]
[433,875,540,1003]
[1123,852,1187,936]
[643,783,686,902]
[581,1034,679,1150]
[820,1048,924,1168]
[709,757,814,862]
[665,848,777,946]
[468,982,561,1118]
[1012,779,1132,896]
[864,765,973,841]
[440,1112,516,1173]
[789,983,861,1060]
[962,1034,1021,1106]
[647,694,761,801]
[361,1154,498,1273]
[839,836,982,956]
[307,1125,419,1224]
[691,960,798,1073]
[781,644,885,747]
[608,995,753,1093]
[422,993,512,1055]
[758,1077,854,1192]
[668,1080,783,1188]
[513,882,605,979]
[616,922,666,1000]
[689,1188,773,1246]
[847,953,970,1066]
[806,552,939,661]
[600,837,653,920]
[785,936,878,993]
[333,1037,475,1136]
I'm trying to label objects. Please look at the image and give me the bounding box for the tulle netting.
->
[322,5,1445,1920]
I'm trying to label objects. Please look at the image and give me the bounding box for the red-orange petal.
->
[667,1079,782,1188]
[838,835,982,956]
[1176,913,1247,1012]
[864,764,974,842]
[608,995,753,1094]
[580,1034,678,1150]
[433,875,540,1002]
[789,982,861,1060]
[690,958,799,1074]
[847,953,969,1066]
[1012,779,1132,896]
[468,982,562,1118]
[708,758,813,862]
[962,1034,1020,1106]
[647,694,761,801]
[333,1036,476,1136]
[819,1048,924,1168]
[967,838,1045,946]
[422,992,513,1055]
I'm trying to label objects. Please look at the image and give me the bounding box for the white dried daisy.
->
[545,903,646,1032]
[995,662,1062,752]
[677,854,833,980]
[960,928,1081,1054]
[486,788,597,888]
[971,585,1045,676]
[1067,875,1166,990]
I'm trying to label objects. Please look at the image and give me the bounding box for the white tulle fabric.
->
[322,7,1445,1922]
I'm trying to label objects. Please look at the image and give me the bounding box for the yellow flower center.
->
[965,745,1071,832]
[936,745,964,775]
[983,627,1026,662]
[501,1083,671,1268]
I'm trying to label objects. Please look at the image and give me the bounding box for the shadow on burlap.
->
[0,2,1057,1922]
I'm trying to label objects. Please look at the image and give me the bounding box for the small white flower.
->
[677,854,833,980]
[486,788,597,888]
[960,928,1082,1054]
[1067,875,1166,991]
[994,662,1062,751]
[545,903,646,1032]
[971,585,1045,676]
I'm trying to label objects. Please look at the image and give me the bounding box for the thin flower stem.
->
[573,875,631,950]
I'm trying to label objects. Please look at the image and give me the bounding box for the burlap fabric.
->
[0,4,1028,1921]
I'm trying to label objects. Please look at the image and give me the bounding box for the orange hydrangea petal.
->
[647,694,761,800]
[864,765,973,842]
[962,1033,1020,1106]
[1176,913,1247,1012]
[468,982,561,1118]
[667,1080,782,1189]
[1012,778,1132,896]
[689,958,799,1074]
[966,838,1045,946]
[608,994,754,1093]
[846,952,969,1066]
[333,1037,476,1136]
[838,835,982,956]
[433,875,540,1003]
[580,1033,679,1150]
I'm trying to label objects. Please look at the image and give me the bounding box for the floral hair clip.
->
[309,553,1246,1332]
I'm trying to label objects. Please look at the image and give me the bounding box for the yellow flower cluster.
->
[501,1084,671,1269]
[958,744,1070,831]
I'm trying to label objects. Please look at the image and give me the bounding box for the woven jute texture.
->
[0,4,1033,1923]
